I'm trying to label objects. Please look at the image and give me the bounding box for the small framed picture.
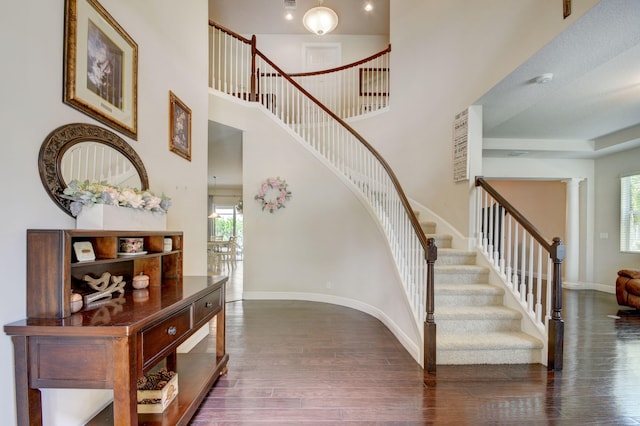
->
[359,67,389,96]
[169,91,192,161]
[73,241,96,262]
[63,0,138,139]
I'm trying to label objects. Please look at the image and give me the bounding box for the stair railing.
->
[475,177,565,370]
[288,46,391,119]
[210,21,437,372]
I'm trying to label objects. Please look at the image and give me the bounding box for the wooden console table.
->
[5,275,228,426]
[4,230,228,425]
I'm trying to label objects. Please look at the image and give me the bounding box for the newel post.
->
[548,237,565,371]
[250,35,257,102]
[424,237,437,374]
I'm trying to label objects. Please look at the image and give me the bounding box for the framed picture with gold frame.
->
[63,0,138,139]
[169,91,192,161]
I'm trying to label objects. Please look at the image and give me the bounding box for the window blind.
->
[620,174,640,252]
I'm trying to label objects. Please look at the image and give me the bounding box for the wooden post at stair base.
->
[548,237,565,371]
[250,35,257,102]
[424,237,437,375]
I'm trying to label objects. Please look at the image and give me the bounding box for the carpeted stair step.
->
[435,283,504,306]
[438,248,477,265]
[420,220,436,235]
[436,305,522,333]
[425,233,452,249]
[437,331,543,364]
[435,264,489,284]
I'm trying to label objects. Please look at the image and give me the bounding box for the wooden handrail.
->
[288,45,392,77]
[475,176,564,371]
[210,21,426,251]
[475,177,551,251]
[210,21,435,373]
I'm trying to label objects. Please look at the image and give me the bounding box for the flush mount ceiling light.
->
[303,6,339,35]
[534,73,554,84]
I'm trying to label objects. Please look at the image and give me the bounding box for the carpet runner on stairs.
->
[419,218,543,365]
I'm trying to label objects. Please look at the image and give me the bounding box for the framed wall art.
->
[359,68,389,96]
[63,0,138,139]
[169,91,192,161]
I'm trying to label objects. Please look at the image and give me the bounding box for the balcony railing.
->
[289,47,391,119]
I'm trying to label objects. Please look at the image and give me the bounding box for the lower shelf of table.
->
[88,352,229,426]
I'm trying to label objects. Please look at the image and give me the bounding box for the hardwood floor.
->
[192,264,640,424]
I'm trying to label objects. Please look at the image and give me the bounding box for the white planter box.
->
[76,204,167,231]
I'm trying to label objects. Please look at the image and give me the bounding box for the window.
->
[620,173,640,252]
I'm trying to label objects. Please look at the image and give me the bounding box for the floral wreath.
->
[254,177,291,213]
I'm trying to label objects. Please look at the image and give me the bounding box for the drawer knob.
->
[167,326,177,336]
[205,302,213,308]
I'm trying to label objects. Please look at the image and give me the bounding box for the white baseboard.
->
[563,281,615,294]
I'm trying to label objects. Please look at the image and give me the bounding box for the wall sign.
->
[452,108,469,182]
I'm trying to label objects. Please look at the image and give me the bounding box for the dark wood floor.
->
[191,264,640,424]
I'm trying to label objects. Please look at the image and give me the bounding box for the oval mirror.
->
[39,123,149,217]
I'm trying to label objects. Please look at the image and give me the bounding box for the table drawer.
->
[193,288,222,327]
[142,306,191,367]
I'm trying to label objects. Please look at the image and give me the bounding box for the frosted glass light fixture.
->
[303,6,339,35]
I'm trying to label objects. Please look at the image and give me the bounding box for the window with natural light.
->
[620,173,640,252]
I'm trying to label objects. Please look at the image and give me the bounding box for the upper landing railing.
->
[209,21,437,372]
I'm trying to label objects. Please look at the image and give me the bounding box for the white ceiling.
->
[479,0,640,159]
[208,0,390,36]
[208,0,640,190]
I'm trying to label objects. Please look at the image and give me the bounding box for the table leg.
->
[12,336,43,426]
[216,300,227,374]
[112,336,138,425]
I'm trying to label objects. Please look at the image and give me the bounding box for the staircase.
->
[420,219,543,364]
[210,22,564,369]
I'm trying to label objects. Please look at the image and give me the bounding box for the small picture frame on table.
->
[73,241,96,262]
[169,91,192,161]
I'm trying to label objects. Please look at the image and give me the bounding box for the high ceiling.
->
[209,0,390,36]
[208,0,640,191]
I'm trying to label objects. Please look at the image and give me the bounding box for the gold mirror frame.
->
[38,123,149,217]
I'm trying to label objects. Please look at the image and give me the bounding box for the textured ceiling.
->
[478,0,640,159]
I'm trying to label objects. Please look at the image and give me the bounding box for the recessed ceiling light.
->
[285,12,294,20]
[364,2,373,12]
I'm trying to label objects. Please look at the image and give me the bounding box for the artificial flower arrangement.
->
[62,179,172,217]
[254,177,291,213]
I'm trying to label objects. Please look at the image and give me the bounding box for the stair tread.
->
[437,331,543,349]
[435,265,489,274]
[436,305,521,319]
[436,283,504,294]
[438,248,477,255]
[425,233,452,238]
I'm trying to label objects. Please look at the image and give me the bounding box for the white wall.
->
[351,0,598,239]
[594,146,640,287]
[0,1,209,424]
[209,94,422,360]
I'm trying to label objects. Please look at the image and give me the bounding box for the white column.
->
[563,178,583,283]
